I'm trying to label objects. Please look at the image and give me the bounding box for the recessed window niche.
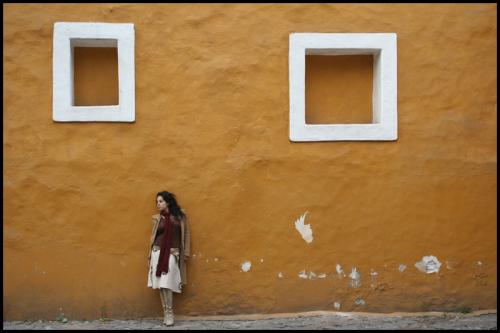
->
[72,39,119,107]
[289,33,397,141]
[53,22,135,122]
[305,54,373,125]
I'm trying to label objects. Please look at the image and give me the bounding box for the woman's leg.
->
[165,289,174,326]
[160,288,173,326]
[159,288,167,324]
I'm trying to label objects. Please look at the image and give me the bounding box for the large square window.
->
[53,22,135,122]
[289,33,397,141]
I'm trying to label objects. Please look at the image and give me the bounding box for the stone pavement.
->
[3,310,497,330]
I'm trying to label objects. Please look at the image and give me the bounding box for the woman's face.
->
[156,196,169,212]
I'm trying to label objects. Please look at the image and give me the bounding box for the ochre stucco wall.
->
[3,4,497,320]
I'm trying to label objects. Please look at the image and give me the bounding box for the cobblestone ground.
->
[3,311,497,330]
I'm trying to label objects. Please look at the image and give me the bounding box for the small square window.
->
[53,22,135,122]
[73,40,119,106]
[305,54,374,124]
[289,33,397,141]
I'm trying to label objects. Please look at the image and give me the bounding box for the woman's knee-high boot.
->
[159,288,167,324]
[160,289,171,325]
[165,289,174,326]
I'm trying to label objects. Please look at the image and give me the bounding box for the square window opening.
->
[305,53,374,125]
[53,23,135,122]
[289,33,397,141]
[71,38,119,107]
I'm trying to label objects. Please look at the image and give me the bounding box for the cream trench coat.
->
[148,212,191,286]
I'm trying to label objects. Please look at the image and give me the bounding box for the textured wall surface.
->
[3,4,497,320]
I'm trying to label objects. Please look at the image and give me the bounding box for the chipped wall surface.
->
[3,4,497,320]
[294,211,313,243]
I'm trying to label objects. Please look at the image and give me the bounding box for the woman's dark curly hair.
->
[156,191,186,221]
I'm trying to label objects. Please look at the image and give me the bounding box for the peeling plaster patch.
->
[241,261,252,272]
[260,258,264,263]
[318,273,327,279]
[477,261,483,266]
[334,302,341,310]
[336,264,346,279]
[398,264,407,272]
[370,269,378,288]
[294,211,313,243]
[278,272,284,278]
[214,258,219,262]
[354,298,366,306]
[415,255,442,274]
[349,268,361,288]
[297,270,321,279]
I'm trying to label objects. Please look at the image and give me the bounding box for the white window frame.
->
[289,33,397,141]
[53,22,135,122]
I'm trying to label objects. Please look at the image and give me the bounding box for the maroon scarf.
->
[155,210,174,277]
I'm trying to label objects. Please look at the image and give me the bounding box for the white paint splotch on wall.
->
[398,264,407,272]
[297,270,321,280]
[278,272,284,278]
[240,261,252,272]
[334,302,341,310]
[370,269,378,288]
[349,267,361,288]
[414,255,442,274]
[336,264,346,279]
[354,298,366,306]
[294,211,313,243]
[298,270,308,279]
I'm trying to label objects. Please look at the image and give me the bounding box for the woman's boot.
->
[159,288,168,325]
[165,289,174,326]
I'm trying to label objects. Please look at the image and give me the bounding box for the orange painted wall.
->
[3,4,497,320]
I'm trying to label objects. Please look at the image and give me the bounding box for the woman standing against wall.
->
[147,191,191,326]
